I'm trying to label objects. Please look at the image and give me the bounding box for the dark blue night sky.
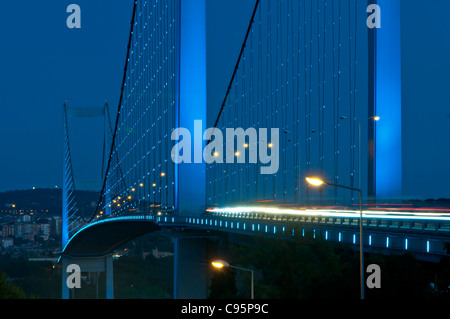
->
[0,0,449,200]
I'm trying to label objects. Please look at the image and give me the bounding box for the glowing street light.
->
[305,177,327,187]
[211,260,228,269]
[211,259,254,299]
[306,176,365,300]
[160,172,166,177]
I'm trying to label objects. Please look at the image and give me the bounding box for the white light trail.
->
[206,206,450,222]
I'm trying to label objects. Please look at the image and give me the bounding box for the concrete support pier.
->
[61,255,114,299]
[173,237,208,299]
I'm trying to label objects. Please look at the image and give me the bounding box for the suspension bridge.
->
[59,0,450,299]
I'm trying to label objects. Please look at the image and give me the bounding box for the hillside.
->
[0,188,99,218]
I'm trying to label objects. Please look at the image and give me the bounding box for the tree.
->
[0,272,26,299]
[211,234,360,299]
[443,242,450,255]
[209,267,238,299]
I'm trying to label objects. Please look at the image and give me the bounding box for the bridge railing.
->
[152,211,450,257]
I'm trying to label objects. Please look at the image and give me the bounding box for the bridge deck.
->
[63,209,450,259]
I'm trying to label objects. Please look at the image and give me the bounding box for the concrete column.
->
[105,254,114,299]
[174,237,208,299]
[61,255,114,299]
[61,255,70,299]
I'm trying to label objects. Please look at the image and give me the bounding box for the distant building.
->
[1,224,14,238]
[40,223,50,240]
[22,223,33,235]
[15,223,23,237]
[151,247,174,259]
[1,237,14,248]
[24,233,34,242]
[52,216,62,236]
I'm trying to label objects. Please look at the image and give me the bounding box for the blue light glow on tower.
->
[374,0,402,199]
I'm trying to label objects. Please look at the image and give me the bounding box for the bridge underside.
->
[61,220,161,257]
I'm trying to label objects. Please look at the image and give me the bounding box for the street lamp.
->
[306,177,365,300]
[211,259,254,299]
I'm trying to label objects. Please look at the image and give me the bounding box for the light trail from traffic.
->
[206,206,450,222]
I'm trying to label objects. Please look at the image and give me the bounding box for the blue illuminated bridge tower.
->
[60,0,448,299]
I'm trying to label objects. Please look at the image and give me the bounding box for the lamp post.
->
[306,177,365,299]
[212,260,254,299]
